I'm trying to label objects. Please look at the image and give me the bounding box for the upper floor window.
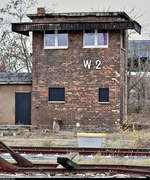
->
[83,30,108,48]
[44,30,68,49]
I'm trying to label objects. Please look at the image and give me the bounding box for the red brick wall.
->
[31,29,126,131]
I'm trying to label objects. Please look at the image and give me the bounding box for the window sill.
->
[44,46,68,49]
[98,102,110,104]
[83,46,108,49]
[48,101,65,104]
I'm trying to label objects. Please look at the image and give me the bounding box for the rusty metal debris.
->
[0,156,18,173]
[0,141,33,167]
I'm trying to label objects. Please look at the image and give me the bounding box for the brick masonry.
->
[31,28,127,131]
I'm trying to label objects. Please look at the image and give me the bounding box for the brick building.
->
[12,8,141,130]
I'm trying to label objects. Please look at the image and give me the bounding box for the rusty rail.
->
[0,163,150,177]
[1,143,150,177]
[1,146,150,156]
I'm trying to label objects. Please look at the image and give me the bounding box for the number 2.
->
[96,60,101,69]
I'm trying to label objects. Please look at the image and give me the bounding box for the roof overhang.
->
[27,11,132,20]
[12,21,141,36]
[0,72,32,84]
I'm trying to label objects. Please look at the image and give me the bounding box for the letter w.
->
[83,60,91,69]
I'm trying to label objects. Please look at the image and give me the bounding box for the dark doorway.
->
[15,92,31,125]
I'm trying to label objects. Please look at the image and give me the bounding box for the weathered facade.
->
[11,8,141,130]
[0,73,32,125]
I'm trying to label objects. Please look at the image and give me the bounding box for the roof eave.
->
[27,11,131,20]
[133,21,141,34]
[12,21,141,36]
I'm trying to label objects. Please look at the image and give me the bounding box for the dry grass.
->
[1,112,150,149]
[1,127,150,149]
[2,123,150,167]
[105,128,150,149]
[0,136,77,147]
[77,155,150,166]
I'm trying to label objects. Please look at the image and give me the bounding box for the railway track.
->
[0,145,150,177]
[0,163,150,177]
[1,146,150,156]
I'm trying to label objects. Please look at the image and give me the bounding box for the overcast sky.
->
[1,0,150,39]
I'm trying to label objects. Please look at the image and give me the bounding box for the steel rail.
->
[12,163,150,170]
[0,164,150,177]
[7,146,150,152]
[1,146,150,156]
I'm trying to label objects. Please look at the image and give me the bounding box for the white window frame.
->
[83,29,109,48]
[44,30,68,49]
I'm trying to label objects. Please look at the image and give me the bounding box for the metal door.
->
[15,92,31,125]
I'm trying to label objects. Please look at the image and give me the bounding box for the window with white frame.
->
[44,30,68,49]
[83,29,108,48]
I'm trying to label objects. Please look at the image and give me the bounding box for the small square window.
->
[99,88,109,102]
[49,88,65,102]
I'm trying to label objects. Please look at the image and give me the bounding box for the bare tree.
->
[0,0,37,72]
[128,41,150,113]
[119,8,150,114]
